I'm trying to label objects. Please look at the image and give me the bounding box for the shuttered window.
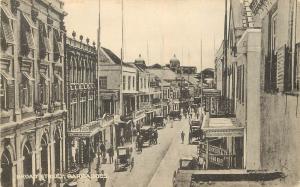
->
[21,13,36,51]
[53,73,62,102]
[39,72,50,105]
[0,5,15,45]
[39,22,51,58]
[20,72,34,107]
[53,29,63,60]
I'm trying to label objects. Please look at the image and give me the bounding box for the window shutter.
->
[45,84,49,104]
[28,85,32,106]
[2,20,14,44]
[271,50,277,91]
[276,45,286,92]
[284,46,292,91]
[19,84,23,106]
[37,83,41,103]
[7,84,15,109]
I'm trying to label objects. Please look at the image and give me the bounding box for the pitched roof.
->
[181,74,199,85]
[147,68,177,81]
[101,47,121,65]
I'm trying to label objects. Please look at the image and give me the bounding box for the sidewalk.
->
[77,142,137,187]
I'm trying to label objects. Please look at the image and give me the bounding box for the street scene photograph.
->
[0,0,300,186]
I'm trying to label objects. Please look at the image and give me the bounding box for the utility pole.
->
[95,0,101,182]
[201,39,203,111]
[147,40,150,65]
[223,0,228,114]
[97,0,101,118]
[119,0,124,116]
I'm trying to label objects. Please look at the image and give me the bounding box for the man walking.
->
[108,146,114,164]
[181,131,185,144]
[98,170,107,187]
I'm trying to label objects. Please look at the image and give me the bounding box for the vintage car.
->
[173,157,201,187]
[189,120,203,144]
[169,110,182,120]
[114,146,134,172]
[139,126,154,146]
[153,116,166,129]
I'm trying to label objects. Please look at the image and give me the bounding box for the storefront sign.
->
[203,128,244,138]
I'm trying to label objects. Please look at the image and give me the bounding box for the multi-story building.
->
[64,34,110,172]
[202,0,255,170]
[133,55,162,126]
[0,0,67,186]
[147,67,181,112]
[248,0,300,184]
[209,0,300,185]
[99,47,137,147]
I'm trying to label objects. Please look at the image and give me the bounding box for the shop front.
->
[199,114,244,169]
[115,120,134,147]
[67,121,102,171]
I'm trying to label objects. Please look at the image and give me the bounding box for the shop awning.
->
[0,70,14,81]
[133,113,146,122]
[22,72,35,81]
[54,73,63,82]
[202,118,244,138]
[68,121,101,138]
[40,72,50,81]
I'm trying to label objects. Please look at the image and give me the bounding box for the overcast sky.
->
[64,0,225,71]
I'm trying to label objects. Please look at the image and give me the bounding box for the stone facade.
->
[0,0,67,186]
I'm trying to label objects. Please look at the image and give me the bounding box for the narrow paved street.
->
[77,117,198,187]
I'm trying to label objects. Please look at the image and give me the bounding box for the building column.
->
[205,139,209,169]
[49,142,55,187]
[32,150,37,185]
[134,95,137,112]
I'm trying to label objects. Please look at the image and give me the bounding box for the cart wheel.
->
[114,159,117,171]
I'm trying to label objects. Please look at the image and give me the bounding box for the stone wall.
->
[260,93,300,184]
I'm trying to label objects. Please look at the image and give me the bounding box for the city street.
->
[77,117,198,187]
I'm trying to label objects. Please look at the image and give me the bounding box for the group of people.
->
[135,128,159,152]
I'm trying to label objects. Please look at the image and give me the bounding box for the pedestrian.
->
[98,170,107,187]
[181,131,185,144]
[100,141,106,158]
[120,136,125,146]
[108,146,114,164]
[154,130,158,144]
[202,158,206,170]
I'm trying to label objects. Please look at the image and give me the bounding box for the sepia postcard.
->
[0,0,299,186]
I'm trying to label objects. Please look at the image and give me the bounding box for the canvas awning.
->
[67,121,101,138]
[0,70,14,81]
[22,72,35,81]
[202,118,244,138]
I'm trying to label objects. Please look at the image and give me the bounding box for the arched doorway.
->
[1,148,13,187]
[40,134,48,181]
[23,141,33,187]
[54,129,60,174]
